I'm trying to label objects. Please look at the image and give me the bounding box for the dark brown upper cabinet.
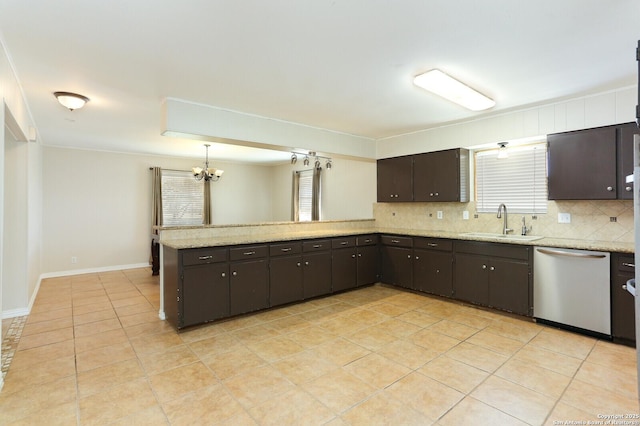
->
[548,123,637,200]
[377,155,413,202]
[413,148,469,202]
[377,148,469,203]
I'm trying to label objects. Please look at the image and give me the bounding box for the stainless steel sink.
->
[459,232,544,242]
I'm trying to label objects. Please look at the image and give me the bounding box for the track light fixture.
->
[290,150,333,170]
[291,153,297,164]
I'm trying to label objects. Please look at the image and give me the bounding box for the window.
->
[293,168,322,221]
[161,170,205,226]
[475,143,547,214]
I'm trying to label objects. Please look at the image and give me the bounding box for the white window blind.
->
[298,170,313,222]
[161,170,204,226]
[475,143,547,214]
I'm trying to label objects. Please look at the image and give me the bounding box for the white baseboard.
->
[1,307,30,319]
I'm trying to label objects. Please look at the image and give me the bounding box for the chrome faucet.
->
[496,203,513,235]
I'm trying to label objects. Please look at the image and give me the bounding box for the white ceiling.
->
[0,1,638,163]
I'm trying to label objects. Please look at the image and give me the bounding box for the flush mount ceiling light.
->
[53,91,90,111]
[413,69,495,111]
[192,144,223,182]
[497,142,509,159]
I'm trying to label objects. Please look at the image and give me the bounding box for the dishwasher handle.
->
[624,278,636,297]
[535,248,607,259]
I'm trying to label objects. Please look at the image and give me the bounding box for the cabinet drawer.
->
[357,234,379,246]
[229,245,268,261]
[380,235,413,248]
[182,247,228,266]
[303,239,331,252]
[332,237,356,249]
[616,255,635,273]
[455,240,530,260]
[269,242,303,257]
[414,238,452,251]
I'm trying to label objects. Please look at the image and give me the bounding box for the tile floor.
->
[0,267,638,425]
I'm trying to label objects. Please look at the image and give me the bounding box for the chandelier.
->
[192,144,224,182]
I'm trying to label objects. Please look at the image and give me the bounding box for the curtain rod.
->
[149,167,191,172]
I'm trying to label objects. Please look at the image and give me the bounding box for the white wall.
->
[377,86,637,157]
[270,158,376,222]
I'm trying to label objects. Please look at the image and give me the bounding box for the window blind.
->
[475,143,547,214]
[161,169,205,226]
[297,170,313,222]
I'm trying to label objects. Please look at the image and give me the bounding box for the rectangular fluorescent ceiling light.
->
[413,69,495,111]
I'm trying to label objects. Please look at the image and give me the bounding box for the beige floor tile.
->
[73,306,118,325]
[6,400,78,426]
[410,328,461,353]
[177,321,228,343]
[301,368,377,413]
[286,325,337,348]
[428,319,479,340]
[77,358,145,397]
[124,318,175,338]
[367,301,415,316]
[114,301,156,317]
[75,341,137,373]
[574,360,638,400]
[220,314,266,332]
[223,364,296,408]
[343,353,411,389]
[29,300,71,314]
[439,396,528,426]
[78,378,158,425]
[342,391,433,425]
[229,323,282,343]
[512,344,583,377]
[162,384,246,426]
[25,307,72,324]
[445,342,509,373]
[110,295,150,308]
[530,327,597,359]
[118,310,161,328]
[586,339,637,371]
[138,344,199,375]
[245,335,306,362]
[395,310,441,328]
[16,327,74,351]
[187,332,242,357]
[247,389,336,425]
[544,402,602,426]
[150,361,218,403]
[419,355,489,394]
[74,327,129,353]
[447,311,494,329]
[107,289,143,301]
[7,339,75,372]
[108,405,169,426]
[561,378,640,417]
[272,349,338,384]
[74,317,122,338]
[129,330,184,355]
[385,371,464,421]
[20,316,73,336]
[2,355,76,394]
[471,376,556,425]
[376,338,439,369]
[0,375,77,423]
[465,329,525,356]
[345,325,397,350]
[370,317,423,338]
[484,317,542,342]
[495,358,571,399]
[202,345,267,380]
[318,315,367,336]
[310,337,371,366]
[72,294,111,307]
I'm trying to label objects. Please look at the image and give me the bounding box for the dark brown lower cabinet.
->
[269,256,303,306]
[380,235,413,289]
[303,251,332,298]
[454,241,532,316]
[611,253,635,345]
[357,244,379,286]
[182,262,230,327]
[229,245,269,316]
[332,247,357,292]
[413,238,453,298]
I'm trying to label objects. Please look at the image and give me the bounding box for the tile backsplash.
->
[373,200,634,243]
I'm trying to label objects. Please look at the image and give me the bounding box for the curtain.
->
[151,167,163,233]
[292,171,300,221]
[312,166,322,221]
[203,179,212,225]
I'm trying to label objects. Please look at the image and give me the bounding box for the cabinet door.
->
[381,246,413,289]
[182,263,230,327]
[303,251,332,299]
[229,259,269,316]
[612,271,636,342]
[332,247,357,292]
[414,249,453,297]
[269,256,303,307]
[377,156,413,202]
[548,126,617,200]
[487,258,530,316]
[618,123,638,200]
[454,254,489,305]
[357,245,379,286]
[414,149,460,202]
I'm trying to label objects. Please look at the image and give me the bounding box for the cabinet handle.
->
[391,239,400,244]
[232,271,237,276]
[297,262,301,267]
[415,256,420,260]
[606,186,614,192]
[435,192,439,196]
[243,251,256,256]
[358,253,362,257]
[198,255,213,260]
[482,264,487,270]
[626,186,633,192]
[427,243,438,247]
[352,254,356,258]
[305,261,309,266]
[313,244,322,249]
[340,241,348,245]
[281,248,292,252]
[490,266,495,271]
[436,269,440,274]
[221,272,226,277]
[407,255,412,259]
[364,239,372,243]
[623,262,636,268]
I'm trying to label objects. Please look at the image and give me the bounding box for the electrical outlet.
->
[558,213,571,224]
[462,211,469,220]
[437,211,443,219]
[71,256,78,264]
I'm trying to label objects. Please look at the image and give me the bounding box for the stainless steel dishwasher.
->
[533,246,611,336]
